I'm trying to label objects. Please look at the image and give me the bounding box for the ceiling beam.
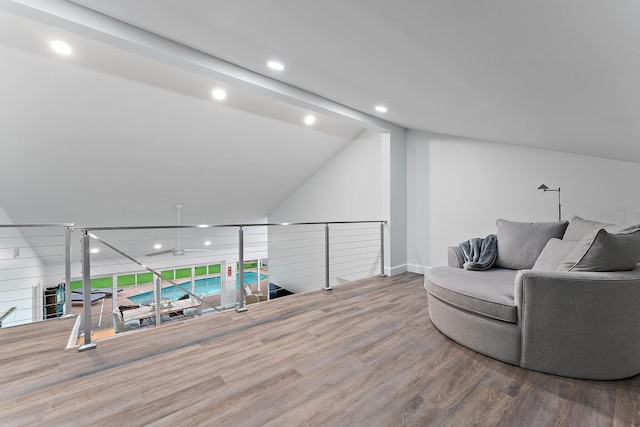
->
[1,0,404,134]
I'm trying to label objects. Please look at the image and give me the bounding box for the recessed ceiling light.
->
[204,241,211,246]
[154,243,162,250]
[267,60,285,71]
[304,115,316,125]
[50,40,71,55]
[375,105,388,113]
[211,88,227,101]
[90,247,100,254]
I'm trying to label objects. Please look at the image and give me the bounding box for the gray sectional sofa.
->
[424,217,640,380]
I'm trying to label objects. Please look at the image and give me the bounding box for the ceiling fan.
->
[146,205,210,257]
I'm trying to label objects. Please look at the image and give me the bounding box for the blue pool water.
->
[128,272,266,305]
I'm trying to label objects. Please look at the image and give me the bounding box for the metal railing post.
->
[324,223,332,291]
[191,266,196,295]
[64,227,72,315]
[380,222,386,277]
[154,276,162,326]
[236,227,247,312]
[112,274,118,313]
[257,259,262,294]
[78,231,96,351]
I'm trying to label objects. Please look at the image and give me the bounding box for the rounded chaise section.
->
[424,267,521,366]
[515,268,640,380]
[424,264,640,380]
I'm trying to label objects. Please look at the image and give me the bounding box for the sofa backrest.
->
[495,219,568,270]
[533,216,640,272]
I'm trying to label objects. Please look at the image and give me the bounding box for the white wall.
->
[0,206,46,326]
[407,130,640,272]
[268,131,386,293]
[269,130,385,222]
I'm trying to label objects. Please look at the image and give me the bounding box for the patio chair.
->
[244,285,267,304]
[112,310,141,333]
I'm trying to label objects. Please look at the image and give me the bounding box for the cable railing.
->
[0,220,386,350]
[0,224,73,328]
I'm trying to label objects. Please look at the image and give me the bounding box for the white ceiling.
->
[2,0,640,228]
[71,0,640,161]
[0,6,365,227]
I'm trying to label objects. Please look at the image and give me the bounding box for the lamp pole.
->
[537,184,561,221]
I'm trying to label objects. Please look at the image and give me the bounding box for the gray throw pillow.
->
[532,238,576,271]
[560,228,640,272]
[495,219,569,270]
[563,216,610,241]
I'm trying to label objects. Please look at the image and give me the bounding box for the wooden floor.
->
[1,272,639,426]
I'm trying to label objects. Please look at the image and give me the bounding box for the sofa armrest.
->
[447,246,464,269]
[515,269,640,379]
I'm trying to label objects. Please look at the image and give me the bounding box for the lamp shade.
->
[537,184,549,190]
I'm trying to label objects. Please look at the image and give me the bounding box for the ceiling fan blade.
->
[149,205,190,257]
[146,249,174,257]
[183,248,215,253]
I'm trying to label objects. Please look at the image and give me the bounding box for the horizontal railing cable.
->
[0,220,385,346]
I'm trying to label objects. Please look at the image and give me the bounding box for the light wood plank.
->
[1,273,639,426]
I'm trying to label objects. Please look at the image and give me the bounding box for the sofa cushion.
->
[495,219,569,270]
[560,228,640,272]
[563,216,610,241]
[532,238,576,271]
[424,267,518,323]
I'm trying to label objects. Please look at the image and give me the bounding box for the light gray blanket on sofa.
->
[459,234,497,271]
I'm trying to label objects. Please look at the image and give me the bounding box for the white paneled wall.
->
[407,130,640,271]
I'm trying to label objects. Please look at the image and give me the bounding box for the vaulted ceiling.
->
[0,3,367,226]
[71,0,640,160]
[2,0,640,227]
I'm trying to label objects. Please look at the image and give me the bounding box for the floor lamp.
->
[537,184,561,221]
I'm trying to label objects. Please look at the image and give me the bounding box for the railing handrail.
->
[72,220,386,232]
[0,221,384,232]
[0,223,74,228]
[0,306,17,323]
[0,219,385,345]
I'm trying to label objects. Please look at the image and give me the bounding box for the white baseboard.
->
[385,264,408,276]
[407,264,432,275]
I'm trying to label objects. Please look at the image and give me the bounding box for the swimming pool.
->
[128,272,266,305]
